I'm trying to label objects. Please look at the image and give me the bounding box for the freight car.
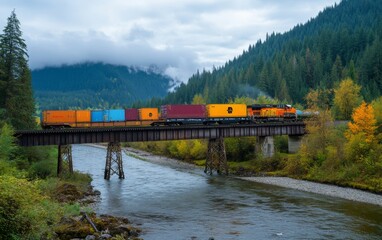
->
[41,108,158,128]
[41,103,299,129]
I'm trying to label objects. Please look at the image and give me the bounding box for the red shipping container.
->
[161,105,206,119]
[125,108,139,121]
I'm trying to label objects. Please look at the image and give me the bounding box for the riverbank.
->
[123,146,382,207]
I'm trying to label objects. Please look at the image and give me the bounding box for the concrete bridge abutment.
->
[288,135,303,153]
[256,136,275,158]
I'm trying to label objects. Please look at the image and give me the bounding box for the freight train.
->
[41,103,299,129]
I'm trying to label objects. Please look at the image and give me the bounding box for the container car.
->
[206,104,249,124]
[91,109,125,122]
[42,110,91,128]
[125,108,139,121]
[159,104,207,125]
[139,108,159,121]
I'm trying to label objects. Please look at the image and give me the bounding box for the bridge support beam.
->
[288,135,303,153]
[256,136,275,158]
[57,145,73,176]
[205,137,228,175]
[104,142,125,180]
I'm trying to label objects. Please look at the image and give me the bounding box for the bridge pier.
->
[104,142,125,180]
[256,136,275,158]
[288,135,303,153]
[57,145,73,176]
[204,137,228,175]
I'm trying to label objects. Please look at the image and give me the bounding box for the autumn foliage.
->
[333,78,362,120]
[346,101,377,143]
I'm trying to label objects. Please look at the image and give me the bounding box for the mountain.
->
[32,62,177,110]
[155,0,382,106]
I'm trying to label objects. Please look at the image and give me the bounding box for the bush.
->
[284,153,311,176]
[0,175,62,239]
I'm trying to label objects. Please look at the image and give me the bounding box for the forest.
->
[141,0,382,109]
[32,63,175,110]
[130,0,382,193]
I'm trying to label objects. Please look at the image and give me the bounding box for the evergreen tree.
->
[0,10,35,129]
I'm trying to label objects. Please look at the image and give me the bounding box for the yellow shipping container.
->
[207,104,247,118]
[139,108,159,120]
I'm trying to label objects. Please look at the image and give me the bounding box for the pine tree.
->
[0,10,35,129]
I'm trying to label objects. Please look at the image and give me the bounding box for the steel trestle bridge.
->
[15,122,305,179]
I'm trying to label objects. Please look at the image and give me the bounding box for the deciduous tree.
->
[346,101,376,143]
[333,78,362,120]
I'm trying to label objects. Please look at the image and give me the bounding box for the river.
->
[72,145,382,240]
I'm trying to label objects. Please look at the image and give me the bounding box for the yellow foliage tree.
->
[346,101,376,143]
[371,96,382,125]
[305,88,331,110]
[333,78,362,120]
[192,94,206,104]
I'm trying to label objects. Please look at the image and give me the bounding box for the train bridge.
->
[15,122,306,179]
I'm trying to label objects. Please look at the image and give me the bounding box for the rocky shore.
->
[53,180,142,239]
[124,147,382,207]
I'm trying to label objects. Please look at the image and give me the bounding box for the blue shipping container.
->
[108,109,125,121]
[91,110,105,122]
[91,109,125,122]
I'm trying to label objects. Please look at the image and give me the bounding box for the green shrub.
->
[0,175,62,239]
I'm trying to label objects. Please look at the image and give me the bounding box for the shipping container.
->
[41,110,92,128]
[91,110,105,122]
[161,104,206,119]
[125,108,140,121]
[91,109,125,122]
[108,109,125,121]
[206,104,247,118]
[43,110,76,125]
[76,110,91,122]
[139,108,159,120]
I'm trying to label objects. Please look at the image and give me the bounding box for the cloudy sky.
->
[0,0,338,82]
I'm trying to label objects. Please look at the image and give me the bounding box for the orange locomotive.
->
[247,104,297,122]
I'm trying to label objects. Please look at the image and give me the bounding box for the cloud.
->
[0,0,339,82]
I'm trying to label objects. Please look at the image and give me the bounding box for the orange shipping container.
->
[43,110,76,124]
[43,110,91,127]
[139,108,159,120]
[207,104,247,118]
[75,110,91,122]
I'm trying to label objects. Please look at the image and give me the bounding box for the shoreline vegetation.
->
[0,140,142,239]
[121,145,382,207]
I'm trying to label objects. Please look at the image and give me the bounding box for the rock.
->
[55,212,142,239]
[100,233,112,239]
[93,190,101,195]
[54,183,84,203]
[85,235,96,240]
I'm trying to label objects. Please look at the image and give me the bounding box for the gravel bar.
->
[239,177,382,207]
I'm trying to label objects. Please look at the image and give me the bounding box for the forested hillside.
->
[150,0,382,106]
[32,63,176,110]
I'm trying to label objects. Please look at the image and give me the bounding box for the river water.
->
[72,145,382,240]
